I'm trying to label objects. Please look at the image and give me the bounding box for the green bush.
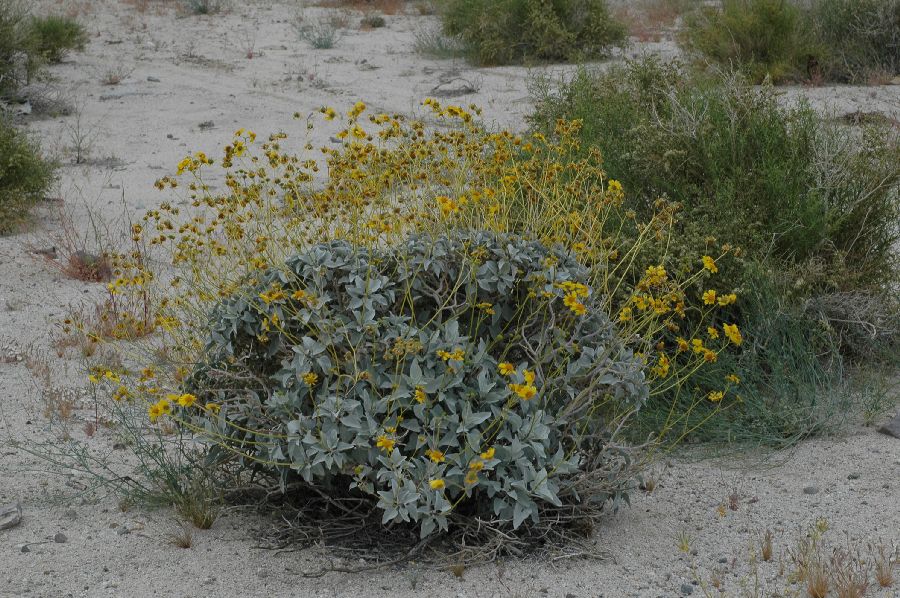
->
[529,58,900,445]
[185,231,647,537]
[810,0,900,83]
[680,0,900,83]
[530,59,899,295]
[0,115,55,234]
[440,0,627,65]
[0,0,31,97]
[27,15,88,64]
[679,0,814,83]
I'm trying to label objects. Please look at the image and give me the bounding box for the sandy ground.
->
[1,1,899,597]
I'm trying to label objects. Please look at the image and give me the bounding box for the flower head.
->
[302,372,319,386]
[723,323,743,346]
[375,435,395,453]
[429,478,445,490]
[498,362,516,376]
[702,255,718,273]
[702,289,717,305]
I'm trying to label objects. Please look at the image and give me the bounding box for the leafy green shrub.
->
[810,0,900,83]
[183,230,647,537]
[529,58,900,445]
[0,115,55,234]
[440,0,627,65]
[530,59,899,295]
[27,15,88,64]
[679,0,814,83]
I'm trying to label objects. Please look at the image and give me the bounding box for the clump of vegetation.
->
[26,15,88,64]
[810,0,900,83]
[360,13,386,28]
[530,58,899,445]
[438,0,627,65]
[679,0,813,83]
[1,3,87,97]
[188,231,648,537]
[0,115,55,234]
[181,0,229,15]
[63,100,742,557]
[294,12,343,49]
[680,0,900,83]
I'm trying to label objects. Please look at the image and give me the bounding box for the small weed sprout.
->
[873,542,898,588]
[294,10,342,49]
[761,529,774,562]
[181,0,228,15]
[169,523,194,549]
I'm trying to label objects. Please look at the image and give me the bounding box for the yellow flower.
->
[652,354,670,378]
[691,338,705,354]
[414,387,426,404]
[469,459,484,472]
[205,402,221,414]
[563,292,587,316]
[523,369,536,384]
[104,371,120,383]
[707,326,719,339]
[148,402,163,422]
[480,447,495,460]
[723,323,743,346]
[375,435,395,453]
[725,374,741,384]
[88,374,100,384]
[708,390,724,402]
[619,307,632,322]
[509,383,537,401]
[321,106,337,121]
[464,470,479,485]
[607,179,623,195]
[176,393,197,408]
[498,362,516,376]
[702,290,717,305]
[429,478,445,490]
[717,293,737,306]
[425,449,445,463]
[703,349,718,363]
[702,255,718,273]
[302,372,319,386]
[676,337,689,353]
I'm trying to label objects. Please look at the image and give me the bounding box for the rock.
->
[681,582,694,595]
[847,472,860,480]
[53,532,67,543]
[147,76,160,83]
[802,486,819,495]
[198,120,215,130]
[0,503,22,531]
[19,544,29,553]
[877,413,900,439]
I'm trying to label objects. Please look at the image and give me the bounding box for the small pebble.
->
[53,532,67,543]
[147,76,160,82]
[681,582,694,595]
[847,472,860,480]
[802,486,819,495]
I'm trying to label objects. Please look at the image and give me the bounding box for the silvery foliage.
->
[188,231,648,537]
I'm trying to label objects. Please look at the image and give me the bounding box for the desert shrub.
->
[530,59,899,296]
[680,0,900,83]
[88,102,738,550]
[0,115,55,234]
[0,0,31,96]
[809,0,900,83]
[185,231,647,536]
[679,0,815,83]
[439,0,627,65]
[529,59,899,444]
[26,15,88,64]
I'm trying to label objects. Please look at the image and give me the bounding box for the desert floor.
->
[1,2,899,597]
